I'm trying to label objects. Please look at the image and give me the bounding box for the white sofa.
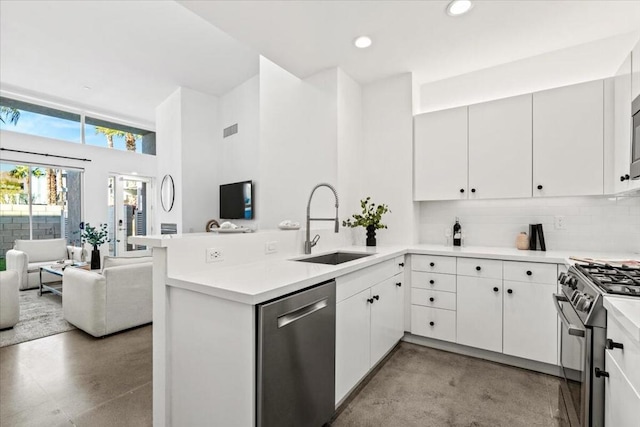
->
[6,238,88,290]
[62,256,152,337]
[0,270,20,329]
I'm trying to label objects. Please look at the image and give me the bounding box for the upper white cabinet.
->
[468,94,533,199]
[532,80,604,197]
[414,106,468,201]
[632,40,640,100]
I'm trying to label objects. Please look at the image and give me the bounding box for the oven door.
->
[553,293,588,427]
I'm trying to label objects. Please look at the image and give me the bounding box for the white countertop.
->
[603,296,640,344]
[132,236,636,304]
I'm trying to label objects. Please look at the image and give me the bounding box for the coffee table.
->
[39,263,90,296]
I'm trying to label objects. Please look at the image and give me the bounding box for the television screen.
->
[220,181,253,219]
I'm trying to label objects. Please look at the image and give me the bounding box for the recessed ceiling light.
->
[446,0,473,16]
[354,36,372,49]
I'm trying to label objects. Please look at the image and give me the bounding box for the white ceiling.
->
[2,1,640,127]
[180,0,640,85]
[0,0,259,127]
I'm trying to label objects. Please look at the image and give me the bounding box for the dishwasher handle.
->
[277,298,329,328]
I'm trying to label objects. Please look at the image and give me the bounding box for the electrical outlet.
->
[205,248,224,263]
[265,241,278,254]
[554,216,566,230]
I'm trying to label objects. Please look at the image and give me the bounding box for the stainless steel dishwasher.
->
[257,279,336,427]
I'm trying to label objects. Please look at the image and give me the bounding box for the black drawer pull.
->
[373,295,379,301]
[399,262,405,267]
[429,297,434,302]
[493,287,499,292]
[605,339,624,350]
[475,266,481,271]
[430,262,435,267]
[429,321,435,326]
[429,280,435,285]
[396,282,402,287]
[367,298,374,304]
[507,289,513,294]
[595,368,609,378]
[526,270,532,276]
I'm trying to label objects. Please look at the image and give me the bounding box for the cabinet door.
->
[533,80,604,197]
[414,107,468,201]
[370,275,404,367]
[468,94,532,199]
[604,352,640,427]
[456,276,502,353]
[503,281,557,365]
[613,54,635,193]
[335,288,371,404]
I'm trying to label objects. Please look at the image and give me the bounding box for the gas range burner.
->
[575,263,640,297]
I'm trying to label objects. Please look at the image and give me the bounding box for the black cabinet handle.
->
[429,321,435,326]
[595,368,609,378]
[429,280,435,285]
[605,339,624,350]
[367,298,374,304]
[399,262,405,267]
[396,282,402,287]
[429,297,435,302]
[537,185,543,190]
[460,188,465,193]
[430,262,435,267]
[471,188,476,193]
[493,287,499,292]
[526,270,532,276]
[475,266,481,271]
[507,289,513,294]
[373,295,379,301]
[621,174,630,182]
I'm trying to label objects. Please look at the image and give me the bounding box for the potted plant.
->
[81,222,110,269]
[342,197,390,246]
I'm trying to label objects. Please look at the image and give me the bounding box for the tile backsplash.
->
[418,193,640,253]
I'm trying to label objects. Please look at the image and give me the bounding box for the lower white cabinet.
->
[335,267,404,404]
[411,305,456,342]
[503,280,558,364]
[456,276,503,353]
[604,352,640,427]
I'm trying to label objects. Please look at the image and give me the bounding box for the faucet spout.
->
[305,183,339,254]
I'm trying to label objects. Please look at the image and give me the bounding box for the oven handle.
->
[552,294,586,337]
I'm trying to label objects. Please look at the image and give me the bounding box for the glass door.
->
[108,175,152,257]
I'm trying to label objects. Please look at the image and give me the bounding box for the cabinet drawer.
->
[607,313,640,392]
[604,352,640,427]
[412,255,456,274]
[411,289,456,310]
[411,271,456,293]
[457,257,503,279]
[411,305,456,343]
[337,259,399,303]
[503,261,557,284]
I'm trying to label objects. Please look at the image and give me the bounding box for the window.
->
[0,97,156,155]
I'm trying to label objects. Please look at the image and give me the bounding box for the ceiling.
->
[1,1,640,127]
[180,0,640,84]
[0,0,259,127]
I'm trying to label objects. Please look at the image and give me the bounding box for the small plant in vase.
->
[81,222,110,270]
[342,197,390,246]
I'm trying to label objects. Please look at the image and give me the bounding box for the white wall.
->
[419,32,639,114]
[0,129,158,245]
[419,194,640,253]
[361,73,417,245]
[258,57,337,230]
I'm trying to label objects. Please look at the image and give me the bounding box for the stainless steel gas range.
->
[553,263,640,427]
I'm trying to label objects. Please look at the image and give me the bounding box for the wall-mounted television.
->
[220,180,253,219]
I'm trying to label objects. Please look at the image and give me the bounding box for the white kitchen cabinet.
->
[411,305,456,343]
[370,274,405,366]
[335,260,405,404]
[632,40,640,100]
[335,288,371,404]
[532,80,604,197]
[456,276,503,353]
[604,352,640,427]
[503,280,557,365]
[612,54,640,193]
[468,94,532,199]
[414,106,468,201]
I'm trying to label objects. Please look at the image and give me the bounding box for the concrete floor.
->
[1,329,568,427]
[0,326,152,427]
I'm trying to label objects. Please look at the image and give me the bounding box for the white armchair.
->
[6,238,88,290]
[0,270,20,329]
[62,257,152,337]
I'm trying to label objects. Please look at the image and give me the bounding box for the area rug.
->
[0,289,76,347]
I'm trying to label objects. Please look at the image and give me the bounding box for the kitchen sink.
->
[294,251,374,265]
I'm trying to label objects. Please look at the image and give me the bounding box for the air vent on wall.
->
[223,123,238,138]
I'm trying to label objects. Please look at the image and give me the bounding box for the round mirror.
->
[160,174,175,212]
